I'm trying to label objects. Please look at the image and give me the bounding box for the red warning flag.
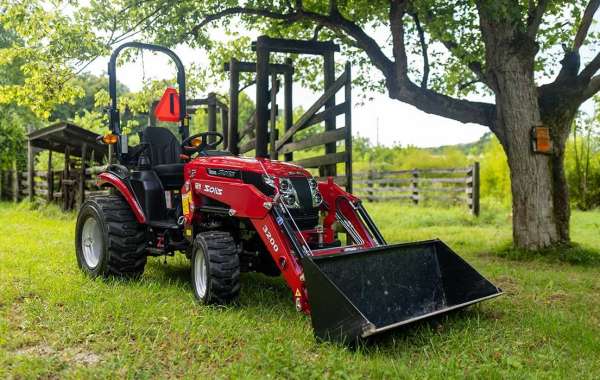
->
[155,87,181,122]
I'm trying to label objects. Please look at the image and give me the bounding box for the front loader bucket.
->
[302,239,502,343]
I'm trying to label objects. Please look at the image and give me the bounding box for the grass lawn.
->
[1,200,599,379]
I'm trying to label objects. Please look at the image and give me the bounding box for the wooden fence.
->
[1,163,480,215]
[0,165,109,210]
[353,162,480,215]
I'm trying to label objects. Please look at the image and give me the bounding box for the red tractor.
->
[76,42,501,343]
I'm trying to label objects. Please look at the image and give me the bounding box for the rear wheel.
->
[75,195,147,278]
[191,231,240,304]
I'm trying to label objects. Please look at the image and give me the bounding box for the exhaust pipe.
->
[302,239,502,343]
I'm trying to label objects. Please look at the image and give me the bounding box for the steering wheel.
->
[182,131,224,156]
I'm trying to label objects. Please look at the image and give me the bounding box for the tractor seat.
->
[142,127,185,190]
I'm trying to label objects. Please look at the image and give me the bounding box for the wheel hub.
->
[194,249,208,299]
[81,216,103,269]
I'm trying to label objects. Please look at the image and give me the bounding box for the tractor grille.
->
[287,177,319,230]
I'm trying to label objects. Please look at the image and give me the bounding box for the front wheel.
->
[75,195,147,278]
[191,231,240,304]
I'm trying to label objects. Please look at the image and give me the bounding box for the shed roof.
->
[27,122,108,160]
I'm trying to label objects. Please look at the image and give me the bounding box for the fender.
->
[97,172,147,224]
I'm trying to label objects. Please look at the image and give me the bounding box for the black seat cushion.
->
[143,127,182,165]
[153,163,185,190]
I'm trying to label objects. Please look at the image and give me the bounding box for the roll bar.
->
[107,42,189,145]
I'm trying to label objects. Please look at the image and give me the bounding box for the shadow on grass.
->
[495,242,600,267]
[145,258,292,310]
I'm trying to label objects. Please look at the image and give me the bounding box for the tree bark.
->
[493,63,572,249]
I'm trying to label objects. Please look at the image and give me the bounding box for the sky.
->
[85,17,598,149]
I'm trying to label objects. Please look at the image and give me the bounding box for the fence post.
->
[78,144,88,208]
[47,148,54,203]
[13,160,20,202]
[283,58,293,162]
[228,58,240,155]
[27,140,35,202]
[470,162,480,216]
[411,169,419,205]
[221,107,229,150]
[367,169,375,202]
[269,75,279,160]
[207,92,217,144]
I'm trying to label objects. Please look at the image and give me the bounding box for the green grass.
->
[1,201,599,379]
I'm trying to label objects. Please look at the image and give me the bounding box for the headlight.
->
[262,174,275,188]
[312,191,323,207]
[283,193,298,207]
[309,177,323,207]
[280,178,292,193]
[261,175,301,208]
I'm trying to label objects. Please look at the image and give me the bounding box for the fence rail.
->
[352,162,480,215]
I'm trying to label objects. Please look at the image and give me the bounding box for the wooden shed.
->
[26,122,108,210]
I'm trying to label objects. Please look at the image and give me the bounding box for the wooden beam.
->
[13,159,19,202]
[279,128,346,154]
[255,37,270,158]
[149,101,158,127]
[269,75,279,160]
[284,58,294,162]
[239,110,257,139]
[207,92,217,144]
[294,152,346,168]
[47,147,53,203]
[221,107,229,150]
[78,144,88,208]
[27,140,35,202]
[322,50,336,178]
[305,102,348,128]
[224,61,293,74]
[63,146,70,210]
[228,59,240,155]
[471,162,480,216]
[252,36,339,55]
[239,140,256,154]
[344,63,353,193]
[276,70,347,151]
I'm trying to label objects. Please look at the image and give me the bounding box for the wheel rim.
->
[81,216,103,269]
[194,248,208,299]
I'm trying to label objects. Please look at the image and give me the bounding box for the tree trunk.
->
[494,64,570,250]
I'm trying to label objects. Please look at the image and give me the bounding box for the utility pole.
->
[376,117,380,146]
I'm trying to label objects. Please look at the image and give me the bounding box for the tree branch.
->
[573,0,600,50]
[579,51,600,82]
[459,78,483,91]
[190,5,394,76]
[311,24,324,40]
[191,2,495,127]
[389,0,495,128]
[411,12,429,89]
[526,0,550,37]
[582,75,600,100]
[190,7,292,37]
[417,8,486,84]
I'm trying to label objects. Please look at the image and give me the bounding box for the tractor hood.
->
[189,156,313,178]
